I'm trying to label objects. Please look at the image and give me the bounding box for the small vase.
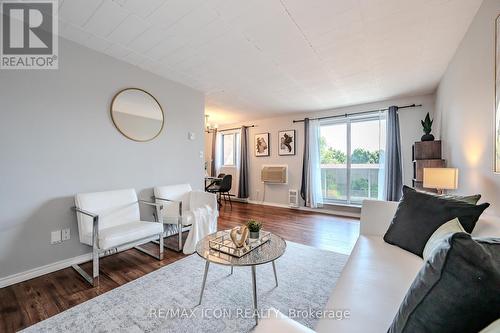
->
[421,133,435,141]
[249,231,260,239]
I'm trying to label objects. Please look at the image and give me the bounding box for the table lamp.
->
[423,168,459,194]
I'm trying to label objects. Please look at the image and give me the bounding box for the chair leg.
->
[72,247,100,287]
[217,192,222,208]
[135,231,166,259]
[227,192,232,208]
[92,247,100,287]
[159,232,164,260]
[178,219,183,251]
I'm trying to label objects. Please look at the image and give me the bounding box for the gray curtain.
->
[300,118,310,202]
[210,129,217,176]
[238,126,249,198]
[385,106,403,201]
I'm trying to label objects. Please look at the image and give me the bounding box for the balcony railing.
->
[320,164,382,204]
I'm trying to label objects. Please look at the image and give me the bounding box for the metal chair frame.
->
[153,196,192,252]
[72,200,164,287]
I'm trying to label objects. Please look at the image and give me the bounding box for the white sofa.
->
[256,199,500,333]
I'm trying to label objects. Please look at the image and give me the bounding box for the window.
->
[320,113,386,205]
[222,133,236,166]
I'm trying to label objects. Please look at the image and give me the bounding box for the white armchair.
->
[73,188,164,287]
[154,184,218,252]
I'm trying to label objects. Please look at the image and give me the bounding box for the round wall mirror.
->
[110,88,164,142]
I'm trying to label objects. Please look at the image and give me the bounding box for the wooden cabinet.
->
[413,140,442,160]
[412,141,445,191]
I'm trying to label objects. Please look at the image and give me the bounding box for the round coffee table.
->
[196,231,287,325]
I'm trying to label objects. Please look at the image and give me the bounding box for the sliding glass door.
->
[320,113,386,205]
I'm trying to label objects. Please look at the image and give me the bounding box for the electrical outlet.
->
[51,230,61,244]
[62,228,70,241]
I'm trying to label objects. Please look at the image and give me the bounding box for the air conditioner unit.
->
[289,189,299,207]
[261,165,288,184]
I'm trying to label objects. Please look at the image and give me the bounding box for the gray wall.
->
[435,0,500,216]
[218,94,434,207]
[0,38,205,279]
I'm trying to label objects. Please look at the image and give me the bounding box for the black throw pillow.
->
[388,233,500,333]
[383,186,489,257]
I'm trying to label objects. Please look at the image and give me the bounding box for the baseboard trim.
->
[299,206,361,218]
[247,199,290,209]
[246,200,361,218]
[0,253,92,289]
[0,235,161,289]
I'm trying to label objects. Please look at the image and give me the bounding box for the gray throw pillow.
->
[388,233,500,333]
[383,186,489,257]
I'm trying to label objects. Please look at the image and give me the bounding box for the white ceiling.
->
[58,0,482,124]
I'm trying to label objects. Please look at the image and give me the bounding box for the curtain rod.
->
[217,125,255,132]
[292,104,423,123]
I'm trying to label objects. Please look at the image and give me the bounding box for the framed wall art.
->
[278,130,296,156]
[255,133,270,157]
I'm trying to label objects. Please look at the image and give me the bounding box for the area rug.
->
[22,242,348,333]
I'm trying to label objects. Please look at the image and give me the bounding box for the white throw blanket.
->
[182,205,218,254]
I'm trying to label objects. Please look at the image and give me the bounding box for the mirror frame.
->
[110,87,165,142]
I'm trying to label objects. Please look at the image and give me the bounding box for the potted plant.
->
[246,219,262,239]
[421,112,435,141]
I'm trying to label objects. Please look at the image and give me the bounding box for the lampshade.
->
[423,168,459,190]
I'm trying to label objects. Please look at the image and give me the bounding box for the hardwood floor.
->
[0,202,359,332]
